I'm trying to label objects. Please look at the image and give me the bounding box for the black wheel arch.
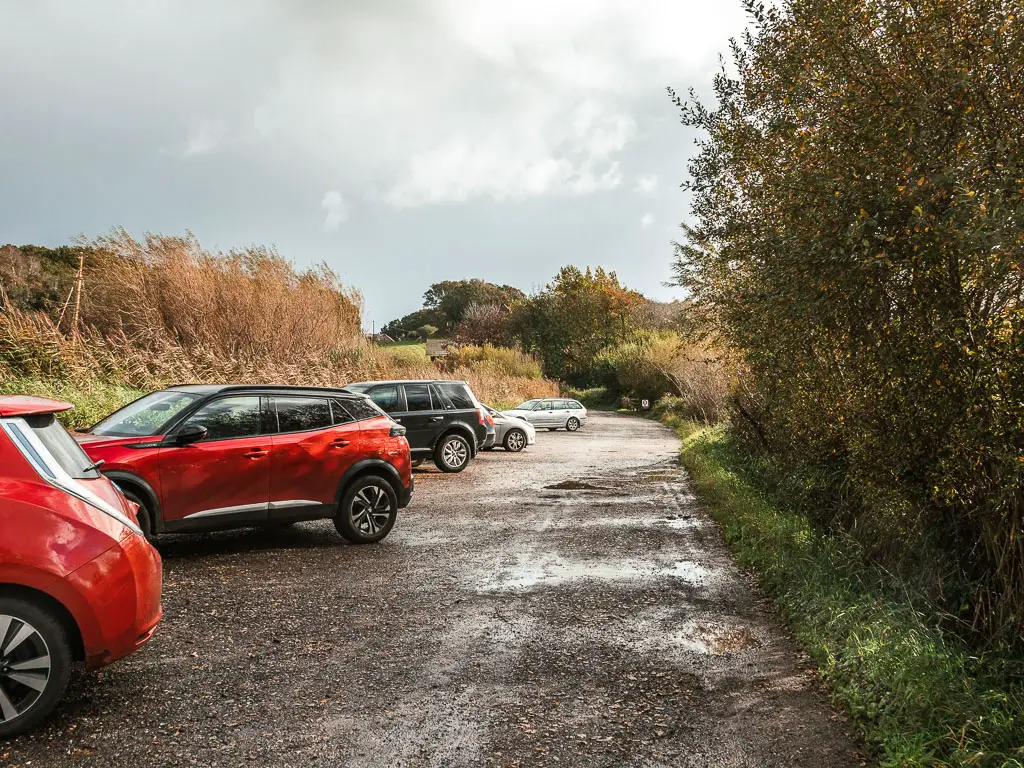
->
[0,583,85,662]
[102,471,163,533]
[334,459,404,511]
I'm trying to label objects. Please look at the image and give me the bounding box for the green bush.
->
[674,0,1024,645]
[676,423,1024,767]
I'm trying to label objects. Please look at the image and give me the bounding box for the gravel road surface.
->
[3,413,861,767]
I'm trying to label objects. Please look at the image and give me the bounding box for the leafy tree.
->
[514,266,645,382]
[454,302,517,346]
[673,0,1024,643]
[381,308,446,340]
[416,324,438,341]
[422,279,525,331]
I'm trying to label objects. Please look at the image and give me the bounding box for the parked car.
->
[482,404,536,452]
[344,380,488,472]
[76,385,413,543]
[502,398,589,432]
[0,395,162,737]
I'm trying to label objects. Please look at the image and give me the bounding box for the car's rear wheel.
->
[434,434,471,473]
[121,489,154,539]
[504,429,527,452]
[0,598,73,739]
[566,417,581,432]
[334,475,398,544]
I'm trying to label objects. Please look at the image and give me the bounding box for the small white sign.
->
[641,399,650,410]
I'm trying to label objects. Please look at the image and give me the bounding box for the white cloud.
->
[321,190,348,232]
[640,213,654,229]
[634,174,658,194]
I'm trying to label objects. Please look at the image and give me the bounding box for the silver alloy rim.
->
[567,419,579,431]
[442,438,468,468]
[0,614,51,724]
[349,485,393,535]
[507,431,525,451]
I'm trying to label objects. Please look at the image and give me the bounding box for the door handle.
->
[244,448,269,459]
[331,439,351,448]
[429,416,443,422]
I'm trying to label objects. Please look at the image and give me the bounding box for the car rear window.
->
[274,396,333,433]
[568,401,584,410]
[22,413,100,480]
[435,382,474,410]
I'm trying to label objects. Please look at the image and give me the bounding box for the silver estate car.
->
[501,398,589,432]
[483,405,537,452]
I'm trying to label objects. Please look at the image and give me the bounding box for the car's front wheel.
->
[504,429,527,452]
[121,488,154,539]
[0,598,73,739]
[566,417,581,432]
[434,434,471,472]
[334,475,398,544]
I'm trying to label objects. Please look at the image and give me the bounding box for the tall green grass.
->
[670,419,1024,767]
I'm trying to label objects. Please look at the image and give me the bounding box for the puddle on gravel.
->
[672,620,760,654]
[472,554,718,593]
[544,480,610,491]
[602,608,761,658]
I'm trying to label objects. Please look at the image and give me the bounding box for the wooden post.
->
[71,251,84,334]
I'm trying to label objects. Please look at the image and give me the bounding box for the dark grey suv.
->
[344,380,488,472]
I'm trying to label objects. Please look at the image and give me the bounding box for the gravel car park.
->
[2,412,858,766]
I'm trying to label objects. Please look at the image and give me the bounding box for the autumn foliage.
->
[674,0,1024,644]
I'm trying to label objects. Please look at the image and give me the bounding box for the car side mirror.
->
[173,423,207,445]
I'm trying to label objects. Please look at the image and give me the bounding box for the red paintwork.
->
[0,395,73,417]
[270,420,362,506]
[0,403,162,672]
[79,403,413,528]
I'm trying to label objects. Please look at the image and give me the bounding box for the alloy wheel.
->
[348,485,394,535]
[567,418,580,431]
[506,431,526,451]
[0,614,51,726]
[442,438,469,468]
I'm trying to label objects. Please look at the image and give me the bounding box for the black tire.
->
[566,417,581,432]
[503,429,527,452]
[0,597,73,738]
[334,474,398,544]
[121,489,154,540]
[547,428,558,432]
[433,434,471,473]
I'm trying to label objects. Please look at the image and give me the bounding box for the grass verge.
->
[668,418,1023,767]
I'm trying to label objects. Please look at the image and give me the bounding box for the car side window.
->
[330,399,356,425]
[274,396,332,433]
[430,384,456,410]
[568,401,583,410]
[541,400,555,411]
[337,397,384,422]
[436,382,474,409]
[182,396,262,441]
[368,385,401,413]
[404,384,433,412]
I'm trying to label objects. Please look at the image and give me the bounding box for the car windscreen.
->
[91,391,201,437]
[514,400,539,411]
[22,413,101,479]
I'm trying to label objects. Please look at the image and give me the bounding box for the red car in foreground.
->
[0,395,162,737]
[77,385,413,543]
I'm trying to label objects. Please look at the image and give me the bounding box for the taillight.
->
[477,408,488,425]
[390,423,407,437]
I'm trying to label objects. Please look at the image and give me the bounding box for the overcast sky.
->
[0,1,748,327]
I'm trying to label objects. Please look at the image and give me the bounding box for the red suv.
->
[0,395,162,737]
[77,385,413,543]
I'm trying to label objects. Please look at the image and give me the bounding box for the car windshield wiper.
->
[83,458,105,473]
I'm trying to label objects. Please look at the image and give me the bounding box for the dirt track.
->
[2,413,861,767]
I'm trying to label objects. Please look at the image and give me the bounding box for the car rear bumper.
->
[482,432,496,449]
[68,531,163,670]
[398,474,414,509]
